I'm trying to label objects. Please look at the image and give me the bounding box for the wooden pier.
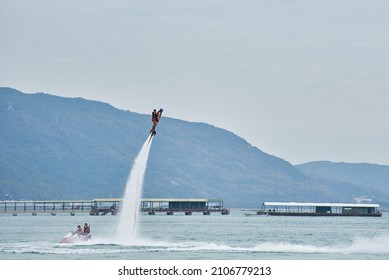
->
[0,198,228,215]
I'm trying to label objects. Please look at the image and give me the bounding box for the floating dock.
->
[253,202,382,217]
[140,198,225,215]
[0,198,228,215]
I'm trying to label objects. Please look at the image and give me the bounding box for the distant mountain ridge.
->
[296,161,389,205]
[1,87,389,207]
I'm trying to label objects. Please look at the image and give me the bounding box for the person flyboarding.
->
[150,108,163,136]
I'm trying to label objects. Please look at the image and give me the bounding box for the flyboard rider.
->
[150,108,163,135]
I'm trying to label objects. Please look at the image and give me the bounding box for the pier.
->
[0,200,94,216]
[140,198,227,215]
[0,198,228,215]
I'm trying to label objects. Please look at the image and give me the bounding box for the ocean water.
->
[1,210,389,260]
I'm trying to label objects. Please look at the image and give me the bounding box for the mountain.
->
[296,161,389,206]
[1,87,388,207]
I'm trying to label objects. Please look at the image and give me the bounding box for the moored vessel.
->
[251,202,382,217]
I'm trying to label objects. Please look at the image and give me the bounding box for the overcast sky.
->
[1,0,389,165]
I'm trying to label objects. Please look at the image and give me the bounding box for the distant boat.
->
[243,212,268,217]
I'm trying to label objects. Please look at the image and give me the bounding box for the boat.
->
[59,231,92,243]
[257,202,382,217]
[243,212,268,217]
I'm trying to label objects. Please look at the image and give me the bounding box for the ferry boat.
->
[255,202,382,217]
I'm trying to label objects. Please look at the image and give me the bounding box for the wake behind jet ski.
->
[149,108,163,137]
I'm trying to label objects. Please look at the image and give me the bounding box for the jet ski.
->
[59,231,92,243]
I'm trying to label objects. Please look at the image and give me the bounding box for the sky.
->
[1,0,389,165]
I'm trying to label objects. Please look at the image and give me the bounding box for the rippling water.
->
[1,210,388,260]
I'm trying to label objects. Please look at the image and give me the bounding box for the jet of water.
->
[115,135,153,244]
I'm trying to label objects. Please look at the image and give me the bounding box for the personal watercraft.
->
[59,231,91,243]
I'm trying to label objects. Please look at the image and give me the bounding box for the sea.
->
[1,210,389,260]
[2,138,388,279]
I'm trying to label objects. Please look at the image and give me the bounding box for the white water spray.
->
[115,136,153,244]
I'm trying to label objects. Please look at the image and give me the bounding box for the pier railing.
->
[0,200,94,215]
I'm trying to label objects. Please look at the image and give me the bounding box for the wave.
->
[2,235,389,258]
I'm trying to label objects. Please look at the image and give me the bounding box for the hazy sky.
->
[1,0,389,165]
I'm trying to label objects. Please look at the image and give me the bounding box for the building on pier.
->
[140,198,224,213]
[256,202,382,217]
